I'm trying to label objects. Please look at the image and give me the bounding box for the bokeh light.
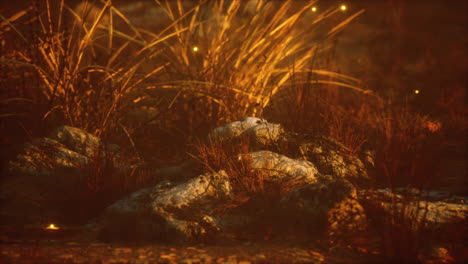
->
[311,7,317,12]
[45,223,59,230]
[414,89,420,94]
[193,46,199,52]
[340,4,347,11]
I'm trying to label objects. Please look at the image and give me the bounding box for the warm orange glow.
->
[414,89,420,94]
[311,7,317,12]
[45,224,59,230]
[193,46,199,52]
[340,4,347,11]
[425,120,442,133]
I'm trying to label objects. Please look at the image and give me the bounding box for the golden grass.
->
[148,0,367,127]
[1,0,170,138]
[1,0,368,142]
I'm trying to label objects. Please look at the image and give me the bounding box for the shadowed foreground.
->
[0,231,382,264]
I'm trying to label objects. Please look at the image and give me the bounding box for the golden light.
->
[414,89,420,94]
[45,223,60,230]
[192,46,199,52]
[340,4,347,11]
[133,96,143,103]
[311,6,317,12]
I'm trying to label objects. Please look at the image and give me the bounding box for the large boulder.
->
[98,170,233,242]
[98,150,321,242]
[360,188,468,255]
[279,175,366,240]
[209,118,372,184]
[8,126,134,177]
[2,126,135,224]
[94,118,375,243]
[49,126,137,170]
[360,188,468,232]
[8,137,89,176]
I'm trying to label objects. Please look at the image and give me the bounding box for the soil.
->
[3,224,460,264]
[0,227,382,264]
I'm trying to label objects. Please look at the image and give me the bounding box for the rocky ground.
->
[2,120,466,264]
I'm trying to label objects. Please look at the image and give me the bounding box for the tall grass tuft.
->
[269,56,448,261]
[146,0,367,136]
[1,0,169,138]
[0,0,185,198]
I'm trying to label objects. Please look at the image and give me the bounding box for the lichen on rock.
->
[239,150,319,187]
[98,170,233,242]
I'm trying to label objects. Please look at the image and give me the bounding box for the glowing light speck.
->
[193,46,199,52]
[340,4,347,11]
[311,7,317,12]
[46,223,59,230]
[414,90,420,94]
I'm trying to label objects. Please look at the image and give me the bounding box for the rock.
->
[49,126,137,170]
[8,126,137,177]
[360,188,468,243]
[246,121,284,146]
[98,170,233,242]
[296,135,371,184]
[3,126,137,224]
[279,175,366,239]
[8,137,89,176]
[1,137,88,223]
[360,188,467,226]
[209,117,284,145]
[48,126,106,158]
[239,151,318,187]
[210,118,371,184]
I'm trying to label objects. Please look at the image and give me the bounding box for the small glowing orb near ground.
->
[340,4,347,11]
[311,7,317,12]
[45,224,59,230]
[193,46,199,52]
[414,89,420,94]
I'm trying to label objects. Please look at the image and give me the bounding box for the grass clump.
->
[1,0,169,139]
[146,0,367,136]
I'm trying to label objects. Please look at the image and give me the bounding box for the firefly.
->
[311,6,317,12]
[193,46,199,52]
[45,223,59,230]
[340,4,347,11]
[414,89,420,94]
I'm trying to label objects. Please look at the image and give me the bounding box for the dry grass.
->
[1,0,367,152]
[266,52,451,262]
[191,138,265,196]
[1,0,168,139]
[142,0,367,134]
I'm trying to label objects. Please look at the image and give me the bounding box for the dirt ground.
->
[0,237,381,264]
[0,224,385,264]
